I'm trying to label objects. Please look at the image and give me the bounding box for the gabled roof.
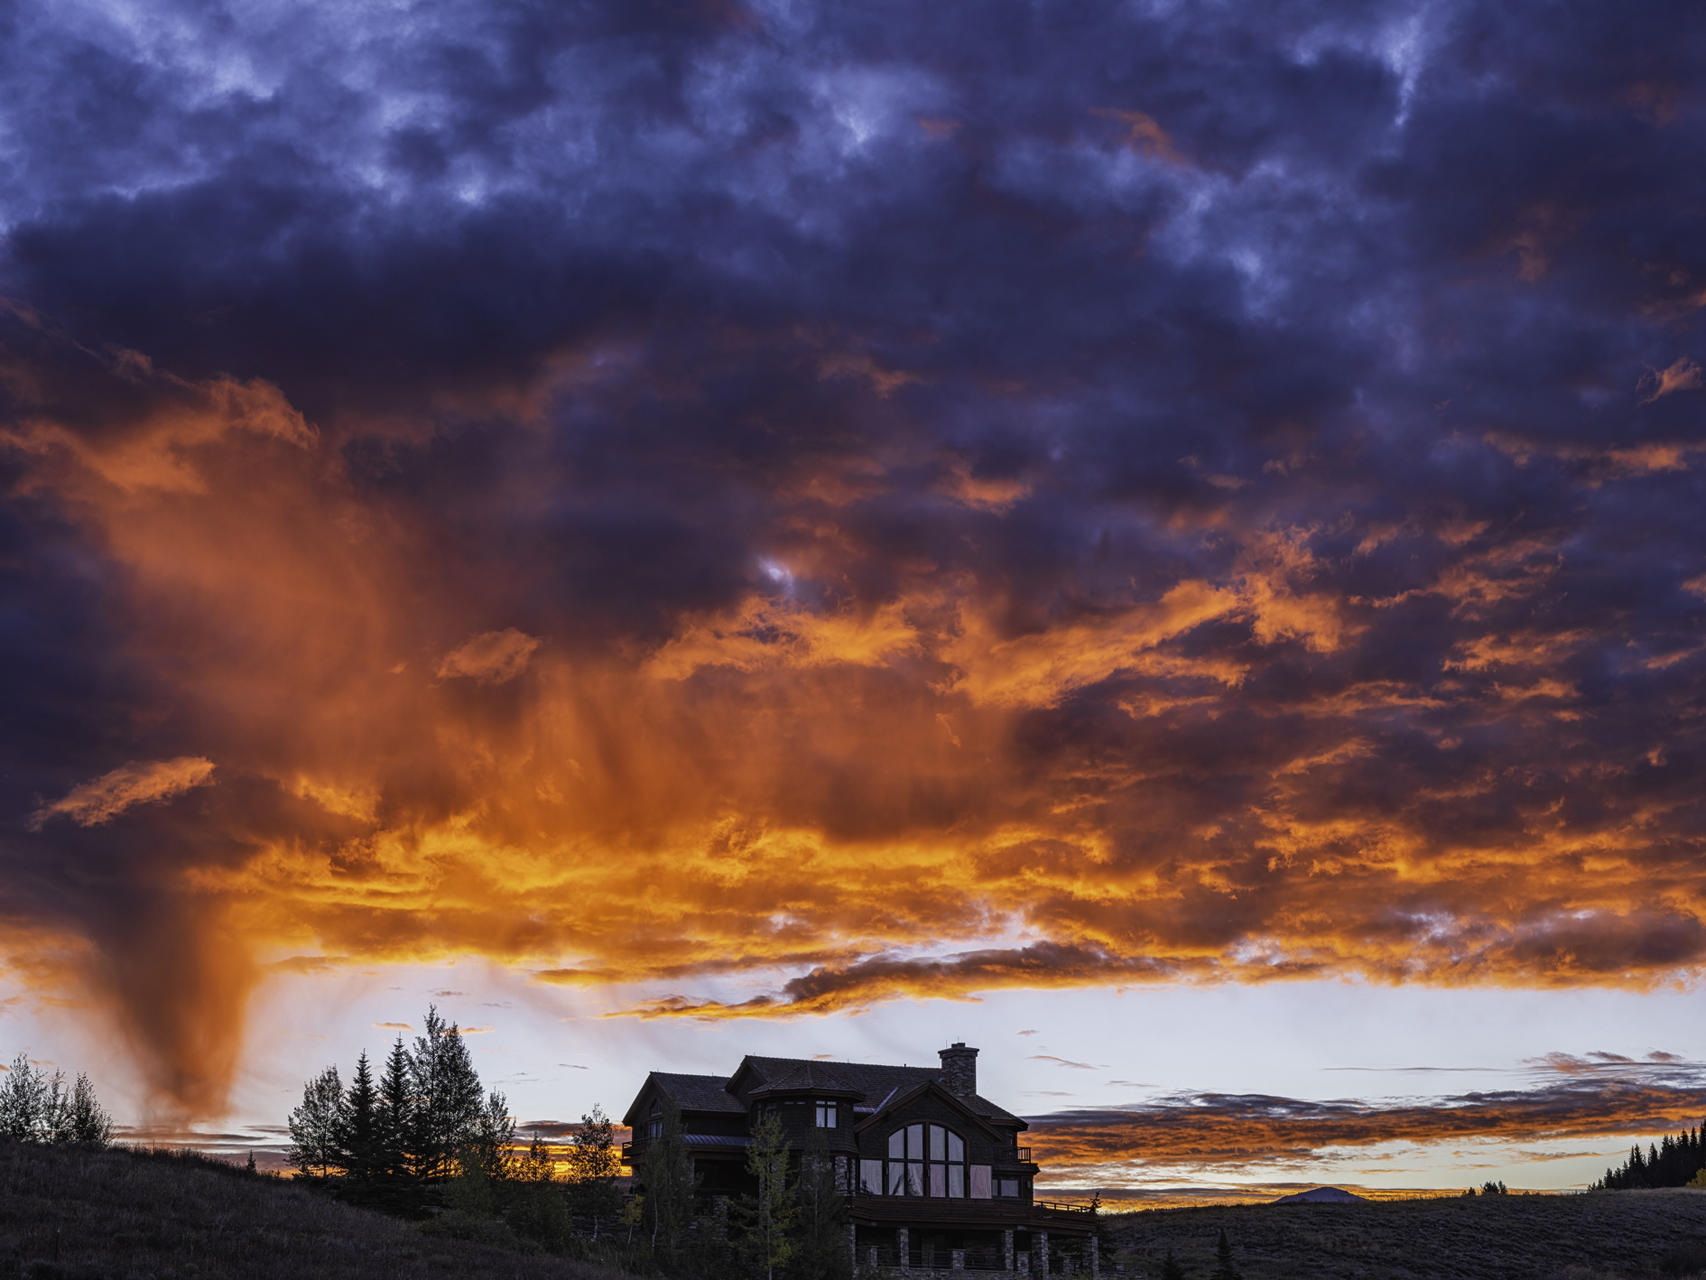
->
[622,1071,746,1126]
[729,1056,1024,1127]
[852,1078,1011,1144]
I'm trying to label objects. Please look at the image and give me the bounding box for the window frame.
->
[877,1121,968,1198]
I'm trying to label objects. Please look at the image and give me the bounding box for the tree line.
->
[633,1104,851,1280]
[0,1052,113,1146]
[284,1006,624,1255]
[1593,1123,1706,1190]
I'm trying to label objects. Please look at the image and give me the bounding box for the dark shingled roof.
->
[735,1056,1024,1126]
[644,1071,746,1114]
[749,1061,857,1096]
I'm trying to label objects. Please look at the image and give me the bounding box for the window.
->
[878,1123,966,1197]
[996,1177,1020,1197]
[815,1100,838,1128]
[860,1159,883,1194]
[648,1105,662,1140]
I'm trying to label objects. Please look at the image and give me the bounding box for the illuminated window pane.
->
[888,1130,905,1159]
[969,1165,992,1199]
[888,1162,906,1195]
[907,1124,923,1159]
[907,1162,923,1196]
[929,1125,945,1160]
[949,1165,965,1197]
[947,1132,964,1162]
[930,1164,946,1197]
[860,1160,883,1194]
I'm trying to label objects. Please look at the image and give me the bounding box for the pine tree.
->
[1159,1247,1188,1280]
[377,1036,412,1180]
[339,1050,381,1182]
[789,1125,850,1280]
[287,1065,345,1178]
[406,1006,484,1181]
[731,1108,797,1280]
[1210,1227,1243,1280]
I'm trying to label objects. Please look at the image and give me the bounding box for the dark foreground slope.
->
[1112,1190,1706,1280]
[0,1141,625,1280]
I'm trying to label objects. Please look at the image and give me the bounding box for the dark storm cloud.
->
[2,0,1706,1111]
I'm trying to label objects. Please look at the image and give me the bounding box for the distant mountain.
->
[1271,1186,1369,1204]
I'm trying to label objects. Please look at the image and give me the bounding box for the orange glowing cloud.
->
[4,312,1706,1117]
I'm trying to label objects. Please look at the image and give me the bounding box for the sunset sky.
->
[3,0,1705,1201]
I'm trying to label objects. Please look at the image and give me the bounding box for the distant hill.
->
[1270,1187,1368,1205]
[0,1140,626,1280]
[1112,1189,1706,1280]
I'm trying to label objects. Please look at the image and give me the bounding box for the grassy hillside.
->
[1111,1190,1706,1280]
[0,1140,628,1280]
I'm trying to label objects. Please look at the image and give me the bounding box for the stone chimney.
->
[938,1042,978,1098]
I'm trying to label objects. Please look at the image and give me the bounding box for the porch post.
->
[1002,1227,1015,1272]
[1036,1230,1049,1276]
[1089,1232,1099,1278]
[897,1226,910,1270]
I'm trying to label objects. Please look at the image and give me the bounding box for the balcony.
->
[995,1146,1032,1164]
[1035,1199,1095,1217]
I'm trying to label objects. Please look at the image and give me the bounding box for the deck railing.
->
[995,1145,1033,1163]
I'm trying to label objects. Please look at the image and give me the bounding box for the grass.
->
[1109,1190,1706,1280]
[0,1140,630,1280]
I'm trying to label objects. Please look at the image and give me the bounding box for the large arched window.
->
[878,1123,966,1197]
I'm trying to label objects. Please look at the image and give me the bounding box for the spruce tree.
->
[377,1035,413,1180]
[406,1006,484,1180]
[1158,1247,1188,1280]
[339,1050,381,1182]
[1210,1227,1243,1280]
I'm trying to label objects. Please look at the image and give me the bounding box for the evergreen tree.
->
[406,1007,484,1180]
[1158,1247,1188,1280]
[789,1125,850,1280]
[1593,1123,1706,1190]
[565,1105,624,1239]
[377,1035,413,1180]
[1210,1227,1243,1280]
[731,1108,797,1280]
[641,1100,698,1265]
[287,1065,345,1177]
[339,1050,382,1182]
[1088,1191,1119,1270]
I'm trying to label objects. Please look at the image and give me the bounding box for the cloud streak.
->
[28,759,217,831]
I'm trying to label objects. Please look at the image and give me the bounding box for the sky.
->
[2,0,1705,1202]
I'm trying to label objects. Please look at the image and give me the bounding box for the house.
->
[621,1043,1099,1275]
